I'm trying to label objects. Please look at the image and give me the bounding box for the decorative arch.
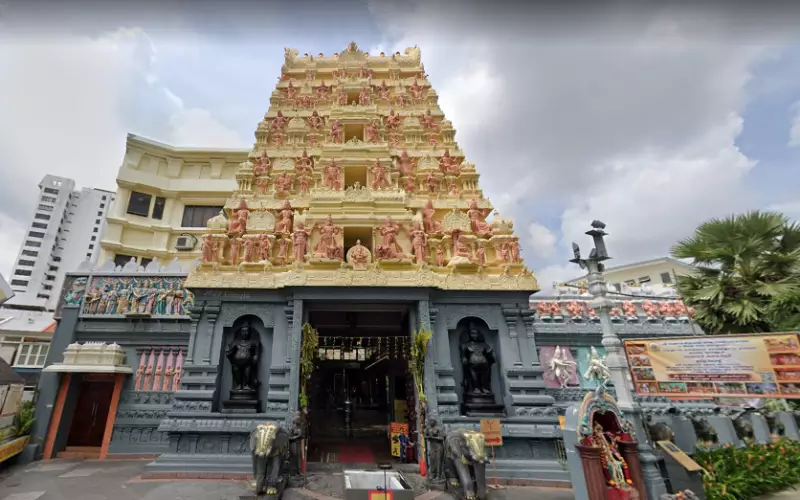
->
[444,305,500,330]
[220,304,274,328]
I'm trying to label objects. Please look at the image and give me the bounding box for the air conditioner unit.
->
[175,234,197,251]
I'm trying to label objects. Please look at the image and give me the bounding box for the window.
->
[100,203,105,209]
[140,257,153,269]
[25,240,41,248]
[91,236,96,241]
[86,253,92,259]
[102,195,107,201]
[126,191,152,217]
[43,187,59,195]
[43,285,52,291]
[182,205,223,227]
[48,265,58,272]
[41,196,57,203]
[52,256,61,262]
[113,254,136,268]
[10,279,28,287]
[21,250,38,257]
[45,274,55,281]
[93,227,98,233]
[97,211,102,216]
[14,343,49,367]
[28,231,45,238]
[88,244,94,250]
[17,260,35,267]
[660,272,673,284]
[34,213,50,220]
[32,222,48,229]
[638,276,651,285]
[95,219,100,224]
[37,293,50,299]
[37,204,53,211]
[151,197,166,220]
[15,270,32,277]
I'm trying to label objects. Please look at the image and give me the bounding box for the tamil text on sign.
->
[480,419,503,447]
[624,333,800,398]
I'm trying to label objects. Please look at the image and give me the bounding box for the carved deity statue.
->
[510,240,521,264]
[397,150,414,176]
[436,244,445,267]
[439,149,459,174]
[243,237,260,263]
[365,119,380,143]
[255,152,271,176]
[452,230,473,261]
[271,110,288,132]
[275,172,294,195]
[358,86,371,106]
[313,216,343,260]
[583,346,612,385]
[349,239,370,268]
[421,108,438,131]
[323,160,342,190]
[330,118,343,144]
[202,234,218,263]
[376,216,405,259]
[467,199,493,236]
[461,323,496,395]
[291,222,313,263]
[370,160,390,190]
[308,110,324,130]
[230,237,243,266]
[296,149,313,175]
[298,175,311,194]
[426,173,440,193]
[476,245,486,266]
[410,222,428,264]
[377,80,391,101]
[226,322,262,390]
[403,176,416,193]
[337,87,348,106]
[259,233,272,262]
[422,200,442,233]
[386,109,401,131]
[548,346,577,388]
[227,199,250,238]
[315,81,330,100]
[425,415,446,483]
[257,177,270,195]
[410,79,424,100]
[275,200,294,233]
[285,80,298,100]
[277,237,289,265]
[499,243,512,264]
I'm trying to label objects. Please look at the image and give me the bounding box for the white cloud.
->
[790,101,800,147]
[367,1,794,276]
[0,27,246,277]
[527,222,558,260]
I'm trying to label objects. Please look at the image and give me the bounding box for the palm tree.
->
[671,211,800,334]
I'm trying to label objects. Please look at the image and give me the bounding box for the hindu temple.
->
[26,43,702,485]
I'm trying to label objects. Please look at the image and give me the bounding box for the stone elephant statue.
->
[250,422,291,498]
[443,429,488,500]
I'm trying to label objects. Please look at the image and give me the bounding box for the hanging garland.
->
[410,326,433,477]
[299,323,319,409]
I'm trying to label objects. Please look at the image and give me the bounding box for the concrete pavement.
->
[0,459,575,500]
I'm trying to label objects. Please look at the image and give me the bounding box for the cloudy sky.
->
[1,0,799,289]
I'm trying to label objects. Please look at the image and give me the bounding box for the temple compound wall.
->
[27,267,703,483]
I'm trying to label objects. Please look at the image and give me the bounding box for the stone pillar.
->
[520,309,541,365]
[778,412,800,440]
[501,306,524,367]
[202,303,221,364]
[287,299,303,413]
[417,300,438,416]
[707,416,741,447]
[185,302,204,365]
[749,413,772,444]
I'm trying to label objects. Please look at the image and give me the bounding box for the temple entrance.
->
[305,304,417,465]
[62,375,115,458]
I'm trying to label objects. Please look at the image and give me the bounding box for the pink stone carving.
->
[358,86,371,106]
[375,216,405,259]
[377,80,391,101]
[397,150,414,176]
[370,161,390,190]
[277,237,289,265]
[172,349,183,392]
[296,149,313,175]
[135,350,147,391]
[330,118,343,144]
[275,200,294,233]
[622,301,637,318]
[202,234,218,263]
[229,237,243,266]
[386,109,401,131]
[439,149,460,174]
[308,110,324,130]
[143,348,155,392]
[259,233,272,262]
[292,222,313,263]
[153,349,165,393]
[313,216,343,260]
[410,222,428,264]
[243,237,260,263]
[162,349,174,392]
[421,109,438,131]
[323,160,342,190]
[422,200,441,233]
[365,120,380,143]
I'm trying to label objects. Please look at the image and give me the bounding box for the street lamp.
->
[571,221,667,499]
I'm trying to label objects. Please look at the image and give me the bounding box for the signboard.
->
[0,436,29,463]
[480,419,503,446]
[0,385,23,416]
[389,422,409,458]
[369,493,392,500]
[625,333,800,398]
[657,441,702,472]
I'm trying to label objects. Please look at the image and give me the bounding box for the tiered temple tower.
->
[188,41,537,290]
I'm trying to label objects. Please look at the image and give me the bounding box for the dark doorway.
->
[305,304,416,465]
[66,377,114,448]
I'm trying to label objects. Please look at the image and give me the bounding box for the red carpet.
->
[338,444,375,463]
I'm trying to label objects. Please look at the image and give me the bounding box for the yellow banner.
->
[0,436,29,463]
[390,422,409,458]
[625,333,800,398]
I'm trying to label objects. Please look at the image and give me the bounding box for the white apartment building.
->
[8,175,115,310]
[565,256,695,296]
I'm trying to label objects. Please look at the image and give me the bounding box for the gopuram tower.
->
[188,42,537,290]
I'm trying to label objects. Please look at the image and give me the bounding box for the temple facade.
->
[27,43,702,482]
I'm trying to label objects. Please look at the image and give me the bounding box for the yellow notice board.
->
[480,419,503,446]
[0,436,29,463]
[657,441,703,472]
[390,422,409,458]
[625,333,800,398]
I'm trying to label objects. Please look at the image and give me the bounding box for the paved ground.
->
[0,459,576,500]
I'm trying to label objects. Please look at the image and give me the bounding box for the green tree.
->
[671,211,800,334]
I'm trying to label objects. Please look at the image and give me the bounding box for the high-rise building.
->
[8,175,115,310]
